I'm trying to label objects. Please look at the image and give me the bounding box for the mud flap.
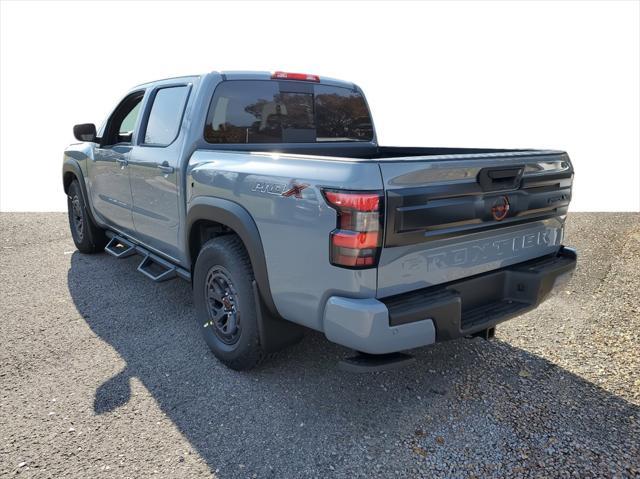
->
[252,281,305,354]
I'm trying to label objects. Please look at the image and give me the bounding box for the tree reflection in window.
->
[204,80,373,144]
[315,86,373,142]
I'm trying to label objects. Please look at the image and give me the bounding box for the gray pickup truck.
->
[63,70,576,371]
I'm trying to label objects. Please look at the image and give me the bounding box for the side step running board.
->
[105,236,136,258]
[104,232,190,282]
[137,254,177,282]
[338,352,415,373]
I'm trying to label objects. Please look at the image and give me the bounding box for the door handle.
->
[115,158,128,168]
[157,163,174,174]
[477,165,524,191]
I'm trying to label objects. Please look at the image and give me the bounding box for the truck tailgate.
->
[377,151,573,298]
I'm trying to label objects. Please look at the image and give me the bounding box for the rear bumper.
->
[323,246,577,354]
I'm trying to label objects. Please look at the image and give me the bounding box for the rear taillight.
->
[272,71,320,82]
[323,189,384,269]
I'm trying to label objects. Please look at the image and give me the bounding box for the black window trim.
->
[139,83,192,148]
[202,79,373,146]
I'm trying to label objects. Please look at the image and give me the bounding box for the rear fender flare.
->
[186,197,279,317]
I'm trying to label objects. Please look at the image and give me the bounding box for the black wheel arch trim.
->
[62,159,99,226]
[186,196,280,317]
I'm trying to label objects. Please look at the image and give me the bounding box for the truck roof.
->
[219,71,356,89]
[133,71,356,90]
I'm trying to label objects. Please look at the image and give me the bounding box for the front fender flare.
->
[186,196,279,317]
[62,159,98,225]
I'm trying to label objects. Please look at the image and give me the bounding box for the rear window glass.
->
[204,80,373,144]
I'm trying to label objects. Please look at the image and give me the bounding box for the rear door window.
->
[204,80,373,144]
[143,86,190,146]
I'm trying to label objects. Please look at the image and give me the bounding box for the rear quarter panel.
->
[187,151,382,331]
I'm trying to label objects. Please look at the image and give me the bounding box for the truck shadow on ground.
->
[67,252,639,478]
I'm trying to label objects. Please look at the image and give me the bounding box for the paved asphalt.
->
[1,212,638,478]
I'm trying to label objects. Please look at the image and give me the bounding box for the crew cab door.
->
[128,84,190,259]
[90,91,144,233]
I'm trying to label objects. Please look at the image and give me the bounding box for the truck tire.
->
[67,179,108,254]
[193,235,265,370]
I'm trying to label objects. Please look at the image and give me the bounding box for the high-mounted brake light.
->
[323,189,384,269]
[272,71,320,82]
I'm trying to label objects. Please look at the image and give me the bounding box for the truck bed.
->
[199,142,553,161]
[189,144,572,310]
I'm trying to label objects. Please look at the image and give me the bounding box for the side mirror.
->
[73,123,97,142]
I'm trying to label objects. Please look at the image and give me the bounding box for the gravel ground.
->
[0,212,638,478]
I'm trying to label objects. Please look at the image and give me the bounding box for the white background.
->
[1,0,638,212]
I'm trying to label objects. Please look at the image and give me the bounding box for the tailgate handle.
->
[478,166,524,191]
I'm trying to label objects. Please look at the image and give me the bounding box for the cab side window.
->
[118,102,141,138]
[143,86,190,146]
[102,92,144,146]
